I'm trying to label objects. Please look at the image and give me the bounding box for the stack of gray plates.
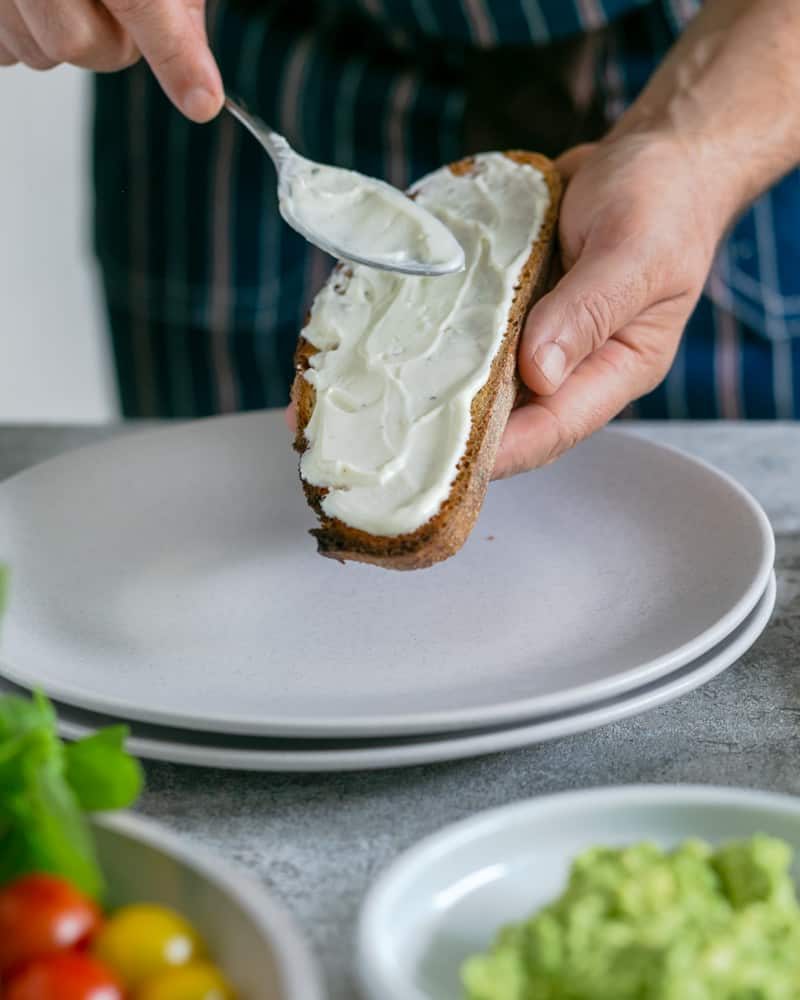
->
[0,412,775,771]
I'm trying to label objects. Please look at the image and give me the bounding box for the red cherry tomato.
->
[4,951,124,1000]
[0,873,102,975]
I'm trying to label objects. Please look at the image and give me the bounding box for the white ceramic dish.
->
[0,412,773,738]
[92,811,324,1000]
[357,783,800,1000]
[0,572,775,771]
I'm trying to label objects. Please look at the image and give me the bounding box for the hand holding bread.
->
[495,132,718,478]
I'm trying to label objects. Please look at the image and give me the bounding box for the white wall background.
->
[1,65,115,423]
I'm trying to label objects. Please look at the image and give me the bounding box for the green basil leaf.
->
[0,691,55,743]
[65,726,144,811]
[0,724,104,898]
[0,691,143,898]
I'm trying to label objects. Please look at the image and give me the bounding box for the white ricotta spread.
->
[299,153,550,536]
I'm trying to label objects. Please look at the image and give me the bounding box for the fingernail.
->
[534,342,567,387]
[183,87,218,122]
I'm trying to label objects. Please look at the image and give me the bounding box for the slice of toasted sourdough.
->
[292,151,561,570]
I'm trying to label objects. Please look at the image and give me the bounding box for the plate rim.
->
[45,571,775,771]
[356,780,800,1000]
[95,810,326,1000]
[0,417,775,736]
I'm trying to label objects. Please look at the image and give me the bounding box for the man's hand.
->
[495,0,800,478]
[493,133,717,478]
[0,0,223,122]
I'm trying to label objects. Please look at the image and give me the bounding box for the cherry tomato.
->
[0,872,102,975]
[93,903,206,988]
[135,960,237,1000]
[4,951,124,1000]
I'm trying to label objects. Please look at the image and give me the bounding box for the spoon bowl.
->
[224,96,465,277]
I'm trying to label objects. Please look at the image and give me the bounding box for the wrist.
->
[609,0,800,226]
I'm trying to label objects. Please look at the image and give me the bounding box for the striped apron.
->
[92,0,800,419]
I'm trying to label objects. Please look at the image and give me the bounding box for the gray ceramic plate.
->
[0,412,773,737]
[0,572,775,770]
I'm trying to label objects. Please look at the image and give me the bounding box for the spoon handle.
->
[224,96,294,171]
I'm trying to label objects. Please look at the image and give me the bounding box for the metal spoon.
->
[224,97,465,277]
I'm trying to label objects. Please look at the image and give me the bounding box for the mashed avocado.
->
[462,836,800,999]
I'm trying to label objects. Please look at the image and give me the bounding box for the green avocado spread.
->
[462,836,800,999]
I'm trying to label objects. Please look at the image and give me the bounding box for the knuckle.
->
[572,291,614,354]
[42,22,94,63]
[542,409,581,467]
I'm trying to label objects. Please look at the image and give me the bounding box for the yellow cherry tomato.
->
[93,904,206,989]
[135,961,236,1000]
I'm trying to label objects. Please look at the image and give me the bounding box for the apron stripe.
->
[576,0,605,31]
[740,329,777,420]
[254,188,287,406]
[460,0,496,47]
[686,299,719,418]
[794,336,800,418]
[408,0,439,35]
[244,4,293,404]
[334,56,367,168]
[752,189,795,417]
[602,27,628,121]
[771,338,795,420]
[228,11,273,410]
[208,113,240,413]
[353,54,395,178]
[127,67,158,417]
[181,109,217,416]
[518,0,551,43]
[385,70,419,189]
[712,247,742,419]
[298,22,335,320]
[280,33,316,151]
[165,114,195,417]
[713,305,743,420]
[441,88,465,166]
[145,85,180,417]
[664,331,689,419]
[303,248,334,322]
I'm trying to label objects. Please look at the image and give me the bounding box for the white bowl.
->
[93,812,324,1000]
[357,785,800,1000]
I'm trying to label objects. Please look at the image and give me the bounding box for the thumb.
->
[519,245,651,396]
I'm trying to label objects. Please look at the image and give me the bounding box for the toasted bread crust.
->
[292,151,562,570]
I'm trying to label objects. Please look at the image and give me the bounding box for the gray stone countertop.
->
[1,421,799,999]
